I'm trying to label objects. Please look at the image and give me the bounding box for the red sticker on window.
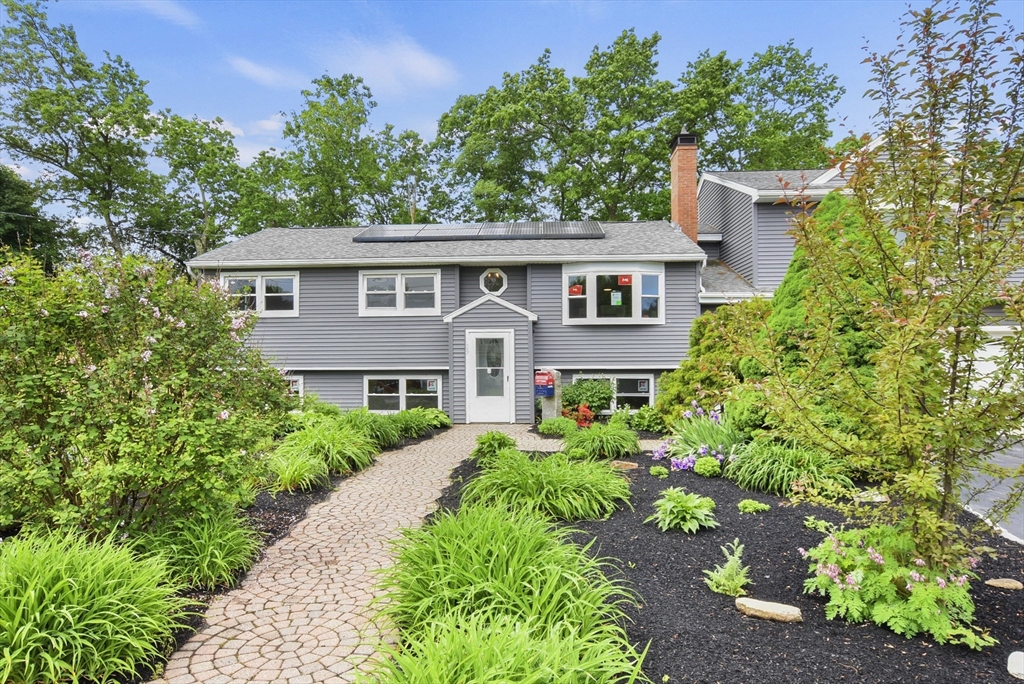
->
[568,284,583,296]
[618,275,632,286]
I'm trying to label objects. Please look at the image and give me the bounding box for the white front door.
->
[466,330,515,423]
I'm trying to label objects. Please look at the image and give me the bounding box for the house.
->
[185,133,836,423]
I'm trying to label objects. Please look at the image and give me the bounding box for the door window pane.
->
[475,338,504,397]
[404,275,436,309]
[476,369,504,397]
[597,275,632,318]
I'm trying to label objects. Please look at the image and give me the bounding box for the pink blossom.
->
[176,320,186,329]
[76,310,89,318]
[910,571,925,582]
[152,307,161,319]
[84,364,97,374]
[914,558,926,567]
[140,350,152,363]
[798,547,807,558]
[217,410,230,420]
[967,556,978,569]
[230,316,246,330]
[936,577,947,589]
[101,306,110,314]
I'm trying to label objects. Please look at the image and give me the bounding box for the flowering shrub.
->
[561,378,614,414]
[802,524,996,650]
[0,252,293,536]
[562,402,595,428]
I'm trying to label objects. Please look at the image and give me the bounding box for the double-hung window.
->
[365,376,442,412]
[562,263,664,325]
[359,270,441,316]
[574,374,655,412]
[222,273,299,317]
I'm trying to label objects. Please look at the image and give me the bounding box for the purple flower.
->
[104,285,119,299]
[914,558,926,567]
[176,320,186,329]
[910,571,925,582]
[217,410,230,420]
[798,547,807,558]
[696,407,705,416]
[867,547,885,565]
[710,411,720,424]
[682,410,693,419]
[100,306,110,314]
[697,444,708,456]
[967,556,978,569]
[691,400,699,408]
[140,350,152,363]
[936,577,947,589]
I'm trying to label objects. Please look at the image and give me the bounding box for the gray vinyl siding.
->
[459,266,528,308]
[531,262,699,367]
[237,266,458,369]
[298,370,451,414]
[699,181,755,283]
[753,204,798,291]
[1010,268,1024,285]
[698,241,721,260]
[449,301,534,424]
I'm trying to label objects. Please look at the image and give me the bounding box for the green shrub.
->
[470,431,517,466]
[562,378,614,413]
[629,404,667,434]
[138,510,261,590]
[737,499,771,514]
[703,538,752,597]
[414,407,452,429]
[391,408,448,439]
[723,387,769,440]
[644,487,718,533]
[463,450,631,521]
[0,531,189,684]
[693,456,722,478]
[802,524,995,650]
[667,406,745,458]
[725,440,854,497]
[377,505,636,641]
[268,446,329,492]
[608,406,632,428]
[338,408,403,450]
[273,421,377,475]
[0,253,293,536]
[564,423,640,460]
[537,416,578,437]
[649,465,669,479]
[366,612,647,684]
[299,394,343,419]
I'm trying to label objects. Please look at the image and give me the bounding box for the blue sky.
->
[31,0,1024,164]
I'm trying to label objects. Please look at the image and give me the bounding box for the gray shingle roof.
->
[188,221,706,268]
[701,261,755,294]
[706,169,848,192]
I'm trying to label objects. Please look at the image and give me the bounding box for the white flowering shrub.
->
[0,251,294,536]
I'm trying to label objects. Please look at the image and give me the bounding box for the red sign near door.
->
[568,284,583,296]
[618,275,632,286]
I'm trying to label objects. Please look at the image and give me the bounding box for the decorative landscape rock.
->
[853,489,890,503]
[608,460,639,470]
[735,597,803,623]
[985,578,1024,590]
[1009,651,1024,680]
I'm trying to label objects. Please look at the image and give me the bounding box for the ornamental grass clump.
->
[801,524,995,650]
[470,431,517,466]
[338,408,403,450]
[367,612,648,684]
[377,505,636,643]
[725,440,853,497]
[564,422,641,460]
[667,402,745,460]
[0,531,189,684]
[138,510,261,590]
[273,421,377,475]
[268,446,329,492]
[704,538,752,597]
[644,487,718,533]
[462,450,631,521]
[537,416,579,437]
[391,408,450,439]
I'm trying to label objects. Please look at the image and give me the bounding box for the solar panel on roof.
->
[352,221,605,243]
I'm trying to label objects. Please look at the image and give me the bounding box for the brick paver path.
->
[154,424,556,684]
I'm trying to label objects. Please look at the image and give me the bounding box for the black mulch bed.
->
[131,427,449,683]
[433,454,1024,684]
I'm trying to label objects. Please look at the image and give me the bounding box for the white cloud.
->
[213,119,245,137]
[5,163,36,180]
[227,56,307,89]
[125,1,202,30]
[314,34,457,98]
[235,139,278,165]
[250,113,286,135]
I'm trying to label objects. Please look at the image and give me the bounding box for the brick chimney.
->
[669,130,699,244]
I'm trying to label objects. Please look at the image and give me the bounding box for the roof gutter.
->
[698,291,774,304]
[187,253,709,270]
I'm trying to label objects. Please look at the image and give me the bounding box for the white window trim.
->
[286,374,304,397]
[363,375,443,413]
[479,268,509,296]
[561,262,665,326]
[574,373,655,413]
[220,272,299,318]
[358,269,442,317]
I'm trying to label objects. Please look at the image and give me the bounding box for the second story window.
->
[359,269,441,317]
[562,263,664,325]
[222,273,298,317]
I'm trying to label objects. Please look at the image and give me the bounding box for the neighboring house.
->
[189,133,711,423]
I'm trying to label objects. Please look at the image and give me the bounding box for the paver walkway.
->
[154,424,556,684]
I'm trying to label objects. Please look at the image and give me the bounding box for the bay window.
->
[562,263,664,324]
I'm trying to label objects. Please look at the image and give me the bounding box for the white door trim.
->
[465,329,516,424]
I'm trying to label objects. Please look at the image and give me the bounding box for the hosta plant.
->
[644,487,718,533]
[802,524,995,650]
[463,450,631,521]
[704,538,752,597]
[564,422,640,460]
[0,531,189,684]
[470,431,517,467]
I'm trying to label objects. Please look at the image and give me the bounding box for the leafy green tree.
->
[235,149,299,236]
[154,114,242,261]
[676,41,845,171]
[733,0,1024,564]
[0,164,63,267]
[0,251,294,536]
[0,0,160,254]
